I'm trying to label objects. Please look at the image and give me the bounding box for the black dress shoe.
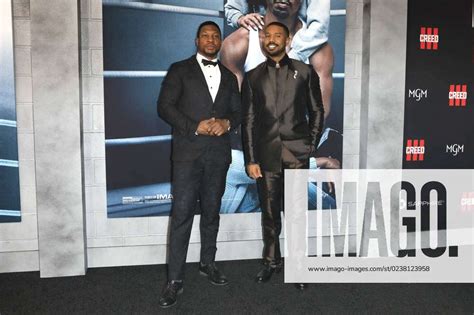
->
[158,280,183,308]
[199,262,229,286]
[294,283,307,290]
[256,264,281,283]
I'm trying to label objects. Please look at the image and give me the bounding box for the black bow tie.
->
[202,59,218,67]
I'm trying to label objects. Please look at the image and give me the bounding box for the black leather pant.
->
[257,146,309,265]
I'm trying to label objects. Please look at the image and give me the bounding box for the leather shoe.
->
[256,264,281,283]
[294,283,307,290]
[158,280,183,308]
[199,262,229,286]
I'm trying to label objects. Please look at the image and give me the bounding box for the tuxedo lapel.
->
[189,56,214,105]
[213,63,228,106]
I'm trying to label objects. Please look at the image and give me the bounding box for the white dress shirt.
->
[196,53,221,102]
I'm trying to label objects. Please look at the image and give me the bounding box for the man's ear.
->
[286,37,290,47]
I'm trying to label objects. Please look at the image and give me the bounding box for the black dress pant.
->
[167,147,230,281]
[257,145,309,265]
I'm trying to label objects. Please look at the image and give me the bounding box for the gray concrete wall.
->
[30,0,86,277]
[343,0,407,170]
[358,0,407,169]
[342,0,364,169]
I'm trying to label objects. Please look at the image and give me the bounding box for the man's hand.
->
[237,13,264,31]
[196,118,214,135]
[315,157,341,194]
[208,118,230,136]
[317,157,341,169]
[246,163,262,180]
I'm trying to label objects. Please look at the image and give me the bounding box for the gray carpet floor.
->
[0,259,472,314]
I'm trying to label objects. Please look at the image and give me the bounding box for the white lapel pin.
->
[293,70,298,79]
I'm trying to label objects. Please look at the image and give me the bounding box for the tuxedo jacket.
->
[157,55,241,162]
[241,57,324,172]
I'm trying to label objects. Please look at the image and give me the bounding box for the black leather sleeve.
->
[307,66,325,148]
[241,74,259,165]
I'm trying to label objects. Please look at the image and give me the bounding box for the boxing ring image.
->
[102,0,346,218]
[0,0,21,223]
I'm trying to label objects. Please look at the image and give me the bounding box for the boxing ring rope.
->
[0,119,17,128]
[104,71,167,78]
[330,9,346,16]
[104,128,344,147]
[103,0,224,17]
[106,135,172,147]
[0,159,19,168]
[103,1,345,18]
[104,70,345,78]
[0,210,21,217]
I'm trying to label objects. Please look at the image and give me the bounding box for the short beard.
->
[265,46,286,57]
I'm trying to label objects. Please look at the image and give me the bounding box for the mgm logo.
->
[408,88,428,101]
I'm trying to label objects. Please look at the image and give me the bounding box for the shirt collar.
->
[266,54,290,68]
[196,53,218,65]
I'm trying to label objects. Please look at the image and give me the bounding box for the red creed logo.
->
[449,84,467,107]
[406,139,425,161]
[419,27,439,50]
[461,192,474,212]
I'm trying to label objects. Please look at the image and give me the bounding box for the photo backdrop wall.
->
[403,0,473,169]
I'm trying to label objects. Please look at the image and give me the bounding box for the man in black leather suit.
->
[157,21,241,308]
[241,21,324,288]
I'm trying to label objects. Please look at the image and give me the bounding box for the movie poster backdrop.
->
[0,0,21,223]
[102,0,346,218]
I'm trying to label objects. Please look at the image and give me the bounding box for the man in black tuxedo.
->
[157,21,241,308]
[241,21,324,288]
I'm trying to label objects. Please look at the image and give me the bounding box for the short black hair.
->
[196,21,221,38]
[265,21,289,37]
